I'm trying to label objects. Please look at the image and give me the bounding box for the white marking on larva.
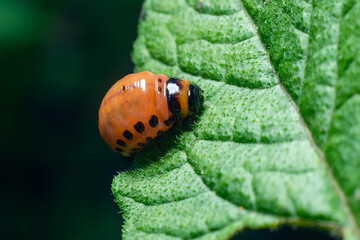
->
[133,79,147,92]
[140,79,146,92]
[155,77,159,93]
[168,83,179,95]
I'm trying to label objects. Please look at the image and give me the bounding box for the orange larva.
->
[98,71,204,156]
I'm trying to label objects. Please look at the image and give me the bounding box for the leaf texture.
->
[112,0,360,239]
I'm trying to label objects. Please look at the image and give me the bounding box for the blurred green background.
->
[0,1,340,239]
[1,0,141,239]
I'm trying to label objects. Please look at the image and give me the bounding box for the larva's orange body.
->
[98,71,204,156]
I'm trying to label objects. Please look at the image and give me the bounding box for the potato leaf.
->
[112,0,360,239]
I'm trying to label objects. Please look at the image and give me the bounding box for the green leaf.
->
[112,0,360,239]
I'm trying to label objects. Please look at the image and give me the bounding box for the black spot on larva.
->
[168,97,181,118]
[121,86,125,92]
[138,142,146,147]
[158,87,161,92]
[146,137,152,143]
[131,148,140,151]
[166,79,182,119]
[158,78,162,82]
[164,118,171,126]
[157,130,164,137]
[115,147,123,152]
[133,121,145,133]
[149,115,158,127]
[123,130,133,140]
[116,139,126,147]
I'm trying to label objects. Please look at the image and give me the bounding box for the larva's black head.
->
[188,84,204,113]
[166,78,204,121]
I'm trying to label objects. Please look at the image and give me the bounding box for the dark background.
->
[1,0,140,239]
[0,0,339,239]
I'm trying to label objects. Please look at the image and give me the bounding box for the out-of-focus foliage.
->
[1,0,142,239]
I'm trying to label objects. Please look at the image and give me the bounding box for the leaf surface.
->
[112,0,360,239]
